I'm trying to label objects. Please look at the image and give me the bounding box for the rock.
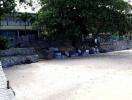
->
[1,55,39,68]
[0,48,35,57]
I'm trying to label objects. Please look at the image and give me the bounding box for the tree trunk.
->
[94,20,105,38]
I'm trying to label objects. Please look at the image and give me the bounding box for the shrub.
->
[0,36,8,50]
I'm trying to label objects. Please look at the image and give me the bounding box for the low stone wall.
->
[101,40,132,52]
[1,55,39,68]
[0,48,35,57]
[0,48,39,68]
[113,41,130,51]
[100,44,114,52]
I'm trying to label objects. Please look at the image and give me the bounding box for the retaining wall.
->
[1,55,39,68]
[0,48,39,68]
[101,40,132,52]
[0,48,35,57]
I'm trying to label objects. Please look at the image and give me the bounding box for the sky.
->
[15,0,132,13]
[125,0,132,4]
[15,0,41,13]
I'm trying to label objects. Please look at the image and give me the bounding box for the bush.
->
[0,36,8,50]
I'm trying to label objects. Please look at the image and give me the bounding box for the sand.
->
[4,50,132,100]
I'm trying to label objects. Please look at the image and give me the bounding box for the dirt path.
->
[4,50,132,100]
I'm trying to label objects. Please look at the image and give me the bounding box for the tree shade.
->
[36,0,132,41]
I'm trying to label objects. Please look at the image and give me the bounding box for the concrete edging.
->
[0,62,16,100]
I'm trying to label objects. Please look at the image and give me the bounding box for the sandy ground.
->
[3,50,132,100]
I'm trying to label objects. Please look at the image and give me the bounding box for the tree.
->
[36,0,132,42]
[0,0,16,17]
[17,12,34,35]
[0,0,16,26]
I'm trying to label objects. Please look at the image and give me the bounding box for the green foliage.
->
[0,36,8,50]
[36,0,132,40]
[41,31,49,36]
[17,12,34,23]
[0,0,16,27]
[0,0,16,17]
[17,12,37,34]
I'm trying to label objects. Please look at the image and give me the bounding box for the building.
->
[0,13,38,47]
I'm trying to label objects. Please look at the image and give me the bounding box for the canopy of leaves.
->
[17,12,35,23]
[37,0,132,40]
[16,12,37,34]
[0,0,16,17]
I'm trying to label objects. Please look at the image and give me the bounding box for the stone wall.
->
[0,48,35,57]
[101,40,132,52]
[1,55,39,68]
[0,48,39,68]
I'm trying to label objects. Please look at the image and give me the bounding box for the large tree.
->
[0,0,16,26]
[37,0,132,41]
[17,12,34,35]
[0,0,16,17]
